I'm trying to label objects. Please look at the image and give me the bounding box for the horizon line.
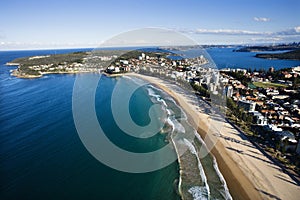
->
[1,41,299,51]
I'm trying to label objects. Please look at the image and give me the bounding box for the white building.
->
[225,85,233,97]
[249,111,268,125]
[114,67,120,73]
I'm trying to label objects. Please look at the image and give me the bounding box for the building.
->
[225,85,233,97]
[249,111,268,125]
[282,71,292,78]
[238,100,256,112]
[266,89,279,96]
[114,67,120,73]
[274,131,297,152]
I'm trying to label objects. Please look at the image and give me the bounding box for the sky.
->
[0,0,299,50]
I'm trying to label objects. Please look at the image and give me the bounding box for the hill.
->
[255,49,300,60]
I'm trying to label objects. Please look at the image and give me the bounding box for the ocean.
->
[206,47,300,70]
[0,47,299,199]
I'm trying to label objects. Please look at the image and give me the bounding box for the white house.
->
[114,67,120,73]
[249,111,268,125]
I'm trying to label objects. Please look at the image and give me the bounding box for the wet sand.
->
[129,73,300,200]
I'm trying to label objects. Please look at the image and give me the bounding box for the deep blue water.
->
[165,47,299,70]
[206,47,300,70]
[0,49,179,199]
[1,47,299,199]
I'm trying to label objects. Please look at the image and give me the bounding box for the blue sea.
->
[206,47,300,70]
[0,47,299,199]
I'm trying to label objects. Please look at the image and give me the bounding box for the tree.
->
[246,115,253,125]
[226,97,236,110]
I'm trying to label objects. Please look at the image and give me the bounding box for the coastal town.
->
[6,47,300,176]
[103,49,300,175]
[2,0,300,199]
[220,67,300,173]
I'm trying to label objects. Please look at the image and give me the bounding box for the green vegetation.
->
[255,49,300,60]
[234,42,300,52]
[8,50,129,77]
[109,49,171,67]
[252,81,288,88]
[190,83,210,97]
[226,97,253,125]
[121,49,169,60]
[225,71,251,86]
[10,51,89,66]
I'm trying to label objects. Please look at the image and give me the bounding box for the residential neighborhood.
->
[8,48,300,172]
[106,50,300,171]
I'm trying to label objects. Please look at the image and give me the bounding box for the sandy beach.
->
[129,73,300,200]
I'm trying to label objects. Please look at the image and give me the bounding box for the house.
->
[238,100,256,112]
[282,71,292,78]
[249,111,268,125]
[280,136,298,152]
[114,67,120,73]
[263,124,283,132]
[225,85,233,97]
[272,95,289,100]
[274,131,298,152]
[266,89,279,96]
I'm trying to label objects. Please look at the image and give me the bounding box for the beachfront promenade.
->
[132,74,300,200]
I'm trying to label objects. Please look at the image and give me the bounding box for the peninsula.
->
[255,49,300,60]
[234,42,300,52]
[6,50,127,78]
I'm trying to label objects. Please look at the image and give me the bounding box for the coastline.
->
[128,73,255,200]
[9,68,126,79]
[10,69,101,79]
[128,73,300,200]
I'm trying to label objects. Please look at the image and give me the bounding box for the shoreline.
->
[9,69,127,79]
[128,73,255,199]
[10,69,101,79]
[132,74,257,200]
[127,73,300,200]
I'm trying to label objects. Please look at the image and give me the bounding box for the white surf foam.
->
[183,138,210,198]
[188,186,209,200]
[123,76,147,85]
[166,115,185,133]
[212,157,233,200]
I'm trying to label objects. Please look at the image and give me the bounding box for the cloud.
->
[250,37,282,42]
[253,17,270,22]
[0,41,98,50]
[182,26,300,44]
[195,29,262,35]
[276,26,300,35]
[186,26,300,37]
